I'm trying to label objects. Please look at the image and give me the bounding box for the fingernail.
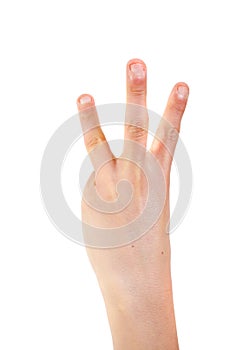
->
[177,85,189,99]
[129,63,146,81]
[78,95,92,105]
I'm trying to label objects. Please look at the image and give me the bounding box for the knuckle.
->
[85,133,104,151]
[127,120,147,140]
[128,88,145,97]
[128,125,146,140]
[156,121,178,142]
[155,123,178,154]
[166,127,179,143]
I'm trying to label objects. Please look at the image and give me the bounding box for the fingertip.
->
[162,82,189,132]
[127,58,146,69]
[175,83,189,100]
[127,58,147,85]
[77,94,95,110]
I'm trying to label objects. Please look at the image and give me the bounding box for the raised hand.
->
[77,58,189,350]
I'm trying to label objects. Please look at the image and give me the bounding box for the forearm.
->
[104,272,178,350]
[92,226,179,350]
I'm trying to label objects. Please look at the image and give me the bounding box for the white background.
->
[1,0,233,349]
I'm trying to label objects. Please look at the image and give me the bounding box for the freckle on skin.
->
[131,245,134,248]
[161,251,164,255]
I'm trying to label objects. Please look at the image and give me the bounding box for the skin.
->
[77,59,189,350]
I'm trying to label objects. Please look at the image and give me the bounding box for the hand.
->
[77,58,189,350]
